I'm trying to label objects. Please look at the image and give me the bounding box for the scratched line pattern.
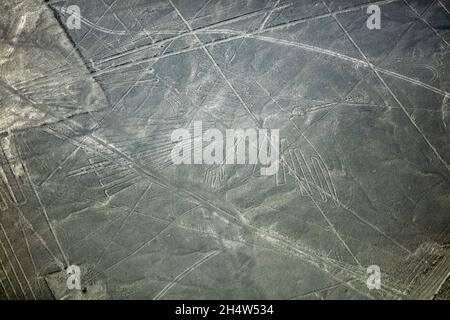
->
[0,0,449,299]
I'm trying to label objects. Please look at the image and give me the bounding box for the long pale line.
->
[24,165,70,267]
[153,250,221,300]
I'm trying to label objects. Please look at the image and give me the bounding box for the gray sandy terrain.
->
[0,0,449,300]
